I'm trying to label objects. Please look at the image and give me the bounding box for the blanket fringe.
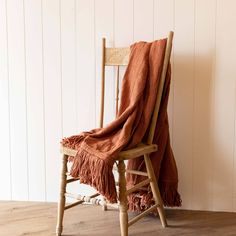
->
[127,182,181,213]
[127,191,154,213]
[159,181,182,207]
[69,148,117,204]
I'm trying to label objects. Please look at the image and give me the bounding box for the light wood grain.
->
[65,192,100,201]
[1,201,236,236]
[126,178,151,195]
[60,146,77,157]
[147,31,173,144]
[66,177,79,184]
[100,38,106,128]
[105,48,130,66]
[126,169,148,177]
[144,154,167,227]
[115,66,120,116]
[61,144,157,160]
[56,154,68,235]
[118,144,157,160]
[118,160,128,236]
[128,203,159,227]
[99,38,107,210]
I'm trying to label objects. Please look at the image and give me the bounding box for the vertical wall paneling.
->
[154,0,175,143]
[76,0,96,132]
[132,0,154,171]
[7,0,28,200]
[234,84,236,212]
[42,0,62,201]
[114,0,133,111]
[76,0,97,196]
[60,0,77,200]
[2,0,236,212]
[212,0,236,211]
[95,0,115,126]
[235,67,236,214]
[192,0,215,210]
[173,0,195,209]
[113,0,134,180]
[133,0,154,41]
[154,0,174,39]
[114,0,133,46]
[61,0,77,137]
[0,0,11,199]
[24,0,46,201]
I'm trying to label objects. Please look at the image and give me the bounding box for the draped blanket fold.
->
[61,38,182,208]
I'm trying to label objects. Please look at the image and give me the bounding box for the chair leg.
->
[118,160,128,236]
[144,154,167,227]
[56,154,68,236]
[101,196,108,211]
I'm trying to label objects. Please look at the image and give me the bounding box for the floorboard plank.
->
[0,201,236,236]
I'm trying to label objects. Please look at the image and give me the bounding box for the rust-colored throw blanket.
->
[126,65,182,211]
[62,38,181,209]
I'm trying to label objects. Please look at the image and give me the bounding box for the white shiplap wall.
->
[1,0,236,212]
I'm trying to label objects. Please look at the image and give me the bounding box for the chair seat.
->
[60,143,158,161]
[117,144,157,160]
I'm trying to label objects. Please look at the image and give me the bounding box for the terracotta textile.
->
[61,38,181,208]
[126,66,182,212]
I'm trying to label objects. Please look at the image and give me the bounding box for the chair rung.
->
[128,203,159,227]
[113,166,148,177]
[65,200,84,210]
[126,169,148,176]
[126,178,151,195]
[65,192,100,200]
[118,144,157,160]
[66,177,79,183]
[107,203,119,209]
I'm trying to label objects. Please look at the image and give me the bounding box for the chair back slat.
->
[105,47,130,66]
[100,38,106,128]
[115,66,120,116]
[100,39,130,127]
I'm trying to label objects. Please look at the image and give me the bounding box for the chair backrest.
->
[99,39,130,128]
[100,32,174,145]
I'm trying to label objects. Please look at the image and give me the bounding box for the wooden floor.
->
[1,201,236,236]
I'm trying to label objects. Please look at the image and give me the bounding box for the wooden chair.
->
[56,31,174,236]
